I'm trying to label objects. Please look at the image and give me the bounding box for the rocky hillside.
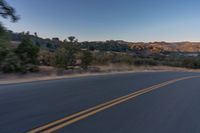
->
[128,42,200,53]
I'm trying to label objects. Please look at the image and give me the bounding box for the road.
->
[0,72,200,133]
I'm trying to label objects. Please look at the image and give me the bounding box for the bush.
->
[81,50,93,70]
[134,58,158,66]
[1,52,21,73]
[20,64,39,73]
[181,58,200,69]
[38,50,55,66]
[0,35,40,73]
[93,52,134,65]
[0,42,10,64]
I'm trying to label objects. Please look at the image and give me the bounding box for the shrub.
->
[54,37,80,69]
[181,58,200,69]
[81,50,93,70]
[134,58,158,66]
[38,50,55,66]
[1,52,21,73]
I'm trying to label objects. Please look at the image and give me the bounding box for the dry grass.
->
[0,65,199,85]
[95,64,200,72]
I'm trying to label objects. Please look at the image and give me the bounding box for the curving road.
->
[0,72,200,133]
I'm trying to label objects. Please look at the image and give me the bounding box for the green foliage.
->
[3,25,200,73]
[93,52,134,65]
[0,25,21,73]
[0,0,19,22]
[14,37,40,73]
[81,50,93,70]
[16,37,39,65]
[54,37,80,69]
[1,51,21,73]
[0,35,40,73]
[54,47,67,68]
[81,41,130,52]
[0,23,5,36]
[0,24,10,65]
[0,23,9,40]
[36,41,40,47]
[0,42,10,63]
[46,43,53,49]
[38,50,54,66]
[134,58,158,66]
[181,58,200,69]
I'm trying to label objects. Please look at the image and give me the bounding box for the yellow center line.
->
[28,79,171,133]
[28,76,200,133]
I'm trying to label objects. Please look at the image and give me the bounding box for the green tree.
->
[0,42,10,63]
[0,0,19,22]
[0,22,5,35]
[54,37,79,69]
[81,50,93,70]
[15,37,40,72]
[0,0,19,72]
[0,25,9,62]
[0,0,18,45]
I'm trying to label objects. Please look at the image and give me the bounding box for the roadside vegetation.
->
[1,0,200,74]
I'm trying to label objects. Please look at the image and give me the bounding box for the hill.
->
[8,31,200,54]
[129,42,200,53]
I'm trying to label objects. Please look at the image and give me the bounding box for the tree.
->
[81,50,93,70]
[54,37,80,69]
[0,0,18,64]
[0,0,25,73]
[0,22,5,35]
[34,32,38,37]
[0,24,10,65]
[0,0,19,22]
[0,41,9,61]
[15,36,40,72]
[68,36,76,43]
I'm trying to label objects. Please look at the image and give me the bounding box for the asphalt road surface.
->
[0,72,200,133]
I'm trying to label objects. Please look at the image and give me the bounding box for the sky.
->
[2,0,200,42]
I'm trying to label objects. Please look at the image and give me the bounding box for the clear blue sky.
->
[2,0,200,42]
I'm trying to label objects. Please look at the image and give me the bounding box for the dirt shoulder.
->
[0,65,199,85]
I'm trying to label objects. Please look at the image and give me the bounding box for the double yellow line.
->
[28,76,199,133]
